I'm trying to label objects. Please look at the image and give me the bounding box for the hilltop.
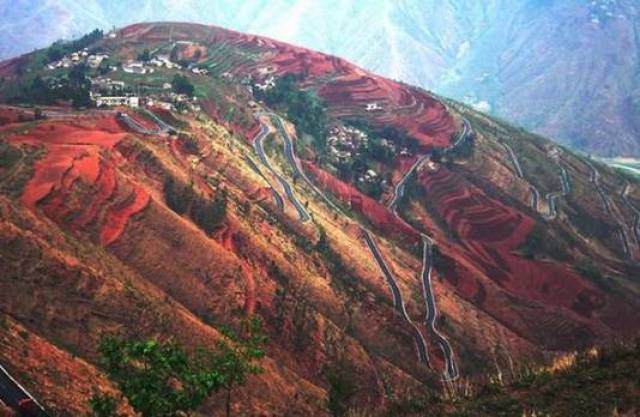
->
[2,0,640,157]
[0,22,639,416]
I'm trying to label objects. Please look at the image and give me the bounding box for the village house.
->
[123,61,152,74]
[254,75,276,91]
[191,67,209,75]
[87,53,109,68]
[95,96,139,108]
[366,102,382,112]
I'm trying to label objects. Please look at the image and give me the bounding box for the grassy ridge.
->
[376,341,640,417]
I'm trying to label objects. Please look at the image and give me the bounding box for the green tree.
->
[46,43,65,62]
[215,316,267,417]
[172,74,195,96]
[192,188,228,234]
[163,177,193,215]
[138,49,151,62]
[325,362,357,417]
[98,337,225,417]
[87,394,124,417]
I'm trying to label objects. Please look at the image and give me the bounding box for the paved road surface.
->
[420,236,459,381]
[585,160,612,214]
[252,117,311,222]
[361,230,430,366]
[117,112,165,135]
[244,155,285,211]
[141,108,179,134]
[0,364,50,417]
[530,186,540,212]
[502,143,524,178]
[271,110,467,377]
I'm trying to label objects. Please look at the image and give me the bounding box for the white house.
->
[365,102,381,112]
[123,61,147,74]
[95,96,139,108]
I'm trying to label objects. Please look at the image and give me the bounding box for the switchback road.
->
[252,117,311,222]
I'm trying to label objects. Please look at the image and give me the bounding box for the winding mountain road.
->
[530,186,540,212]
[361,230,430,366]
[269,112,433,366]
[269,110,467,378]
[141,108,179,134]
[560,167,571,195]
[387,154,430,215]
[585,160,633,257]
[383,118,469,381]
[269,114,346,214]
[420,236,459,381]
[585,159,612,214]
[244,154,285,211]
[117,112,165,135]
[0,364,50,417]
[502,142,524,179]
[252,117,311,222]
[621,181,640,249]
[543,191,562,220]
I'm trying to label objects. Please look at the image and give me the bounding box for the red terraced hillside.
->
[120,22,456,150]
[302,160,419,242]
[2,21,640,417]
[417,166,638,349]
[5,116,154,247]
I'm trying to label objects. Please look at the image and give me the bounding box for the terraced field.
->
[5,115,154,246]
[2,21,640,417]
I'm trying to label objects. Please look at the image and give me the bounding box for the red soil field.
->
[302,160,418,242]
[120,22,456,150]
[419,166,606,318]
[8,119,126,209]
[40,153,102,223]
[0,107,32,125]
[74,161,117,228]
[100,184,150,246]
[4,116,155,248]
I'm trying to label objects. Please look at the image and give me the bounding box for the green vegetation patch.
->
[255,74,327,147]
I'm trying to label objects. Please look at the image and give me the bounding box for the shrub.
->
[172,74,195,96]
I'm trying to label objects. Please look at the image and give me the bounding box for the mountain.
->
[1,21,640,416]
[1,1,640,157]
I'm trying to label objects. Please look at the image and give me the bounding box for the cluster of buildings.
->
[121,54,209,76]
[89,76,135,107]
[249,66,278,92]
[254,75,276,92]
[47,48,112,70]
[90,80,201,113]
[91,90,201,113]
[147,92,202,113]
[326,125,369,163]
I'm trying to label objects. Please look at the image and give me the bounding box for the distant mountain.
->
[1,0,639,156]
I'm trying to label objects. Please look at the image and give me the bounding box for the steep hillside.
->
[0,22,639,416]
[2,0,640,156]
